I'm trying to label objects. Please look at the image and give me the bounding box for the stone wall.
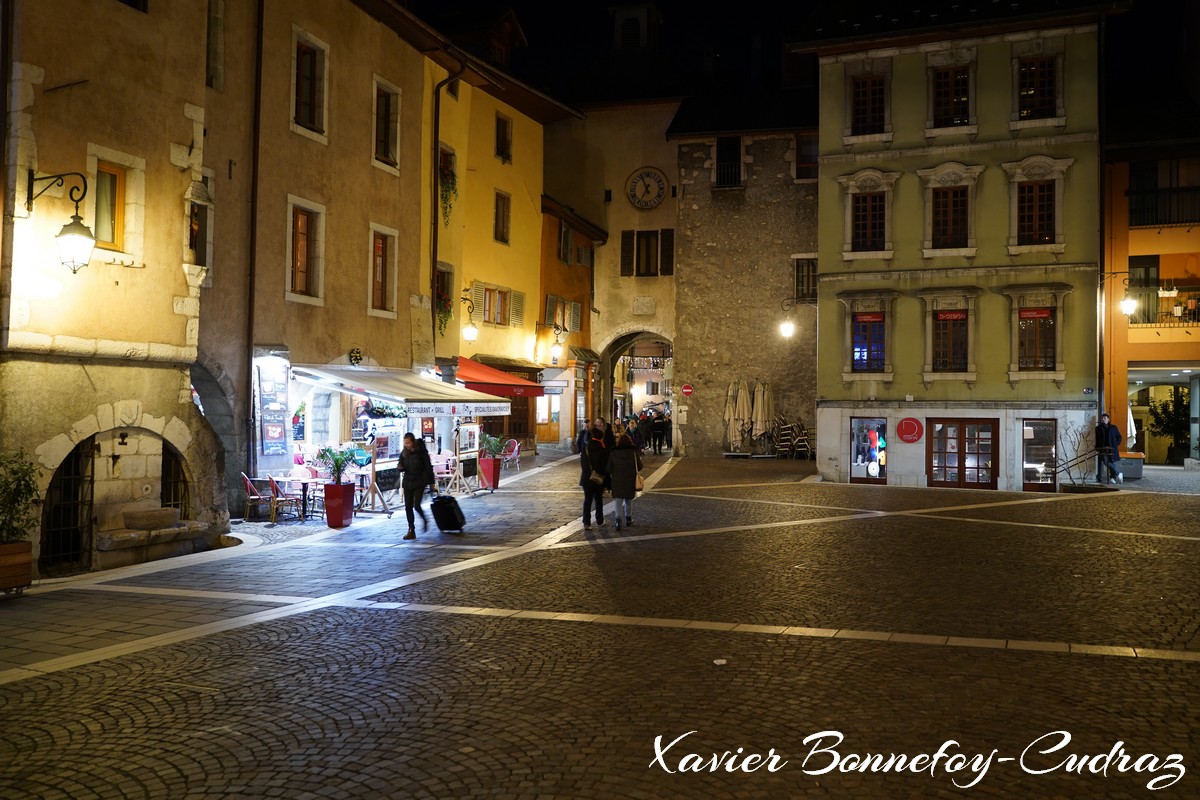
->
[673,135,819,456]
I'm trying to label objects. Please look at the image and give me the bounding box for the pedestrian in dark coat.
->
[663,412,673,450]
[578,427,609,528]
[606,433,643,530]
[629,419,645,452]
[1095,412,1123,484]
[399,433,437,539]
[650,413,666,454]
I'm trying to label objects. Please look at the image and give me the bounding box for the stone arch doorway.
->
[39,437,96,577]
[598,331,674,425]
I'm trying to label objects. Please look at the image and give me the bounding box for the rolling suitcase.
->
[430,494,466,532]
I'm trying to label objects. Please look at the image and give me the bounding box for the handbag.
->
[635,472,645,492]
[589,469,605,485]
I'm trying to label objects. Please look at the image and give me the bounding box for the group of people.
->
[610,410,672,455]
[577,416,644,531]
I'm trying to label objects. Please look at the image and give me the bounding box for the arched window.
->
[40,438,94,577]
[162,444,191,519]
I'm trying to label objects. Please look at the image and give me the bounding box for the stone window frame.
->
[86,143,146,266]
[1000,154,1073,255]
[925,47,978,138]
[366,221,398,319]
[842,58,893,146]
[188,169,216,288]
[917,286,983,388]
[1009,37,1066,131]
[285,193,326,307]
[1000,282,1073,388]
[791,131,818,182]
[836,289,898,383]
[290,25,330,146]
[916,161,984,259]
[371,74,401,176]
[837,167,900,261]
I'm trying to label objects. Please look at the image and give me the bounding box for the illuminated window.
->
[94,163,125,251]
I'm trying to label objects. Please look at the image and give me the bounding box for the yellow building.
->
[798,5,1116,491]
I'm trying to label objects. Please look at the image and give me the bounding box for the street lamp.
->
[460,295,478,343]
[26,169,96,273]
[537,321,567,360]
[778,296,813,338]
[1119,294,1137,316]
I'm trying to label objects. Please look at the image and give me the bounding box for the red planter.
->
[323,483,355,528]
[0,541,33,596]
[478,457,502,491]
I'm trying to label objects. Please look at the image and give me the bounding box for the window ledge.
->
[1007,369,1066,389]
[924,124,978,138]
[372,158,400,177]
[712,184,745,191]
[922,371,977,386]
[290,121,328,146]
[843,250,894,261]
[367,308,397,320]
[1009,116,1066,131]
[842,370,894,383]
[1007,243,1065,255]
[842,132,893,145]
[923,247,977,259]
[285,291,324,307]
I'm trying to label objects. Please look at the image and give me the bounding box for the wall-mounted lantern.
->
[26,170,96,274]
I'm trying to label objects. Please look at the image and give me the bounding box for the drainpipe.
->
[429,54,465,368]
[0,0,15,351]
[1095,10,1109,480]
[245,0,266,479]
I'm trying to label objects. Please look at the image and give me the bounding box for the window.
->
[931,186,968,249]
[205,0,224,90]
[369,227,397,314]
[484,287,510,325]
[851,193,885,252]
[931,66,970,128]
[576,245,594,268]
[494,191,511,244]
[187,173,214,273]
[161,445,191,519]
[851,313,885,372]
[1018,309,1055,370]
[1010,39,1064,129]
[851,75,886,136]
[646,381,661,396]
[94,163,125,251]
[794,133,817,180]
[933,311,968,372]
[495,114,513,163]
[1017,181,1055,245]
[286,195,325,304]
[715,136,741,188]
[619,229,675,277]
[545,294,567,329]
[291,28,328,141]
[1002,283,1072,386]
[558,220,572,263]
[917,162,983,257]
[838,168,899,260]
[1017,57,1056,121]
[1001,155,1073,255]
[793,258,817,302]
[374,80,399,167]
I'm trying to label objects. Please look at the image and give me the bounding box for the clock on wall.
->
[626,166,668,210]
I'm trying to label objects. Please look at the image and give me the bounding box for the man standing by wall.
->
[1096,413,1123,485]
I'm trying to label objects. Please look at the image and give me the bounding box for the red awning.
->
[455,357,544,397]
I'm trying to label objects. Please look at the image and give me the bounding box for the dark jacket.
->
[606,443,643,499]
[400,443,435,488]
[1095,421,1122,458]
[579,435,610,489]
[603,423,616,450]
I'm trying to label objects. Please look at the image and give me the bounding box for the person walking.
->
[663,412,673,451]
[606,432,643,530]
[579,424,609,529]
[628,418,645,452]
[399,432,437,539]
[650,412,665,455]
[1095,412,1123,484]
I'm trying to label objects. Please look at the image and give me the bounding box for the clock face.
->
[626,167,667,210]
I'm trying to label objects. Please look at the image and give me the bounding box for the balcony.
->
[1127,187,1200,228]
[1124,287,1200,327]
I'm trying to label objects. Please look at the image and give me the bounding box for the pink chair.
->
[267,476,302,523]
[500,439,521,470]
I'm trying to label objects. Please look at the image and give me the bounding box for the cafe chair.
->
[500,439,521,470]
[241,473,273,521]
[267,475,303,523]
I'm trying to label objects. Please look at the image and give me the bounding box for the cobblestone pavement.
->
[1,452,1198,799]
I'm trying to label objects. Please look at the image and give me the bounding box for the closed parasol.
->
[734,379,753,449]
[723,381,739,450]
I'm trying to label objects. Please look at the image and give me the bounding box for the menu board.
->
[257,362,290,456]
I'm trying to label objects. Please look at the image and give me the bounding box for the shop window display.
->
[850,417,887,483]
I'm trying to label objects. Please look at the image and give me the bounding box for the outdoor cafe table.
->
[274,475,322,520]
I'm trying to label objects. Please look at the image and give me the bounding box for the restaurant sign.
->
[404,401,511,417]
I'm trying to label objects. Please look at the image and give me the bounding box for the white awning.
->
[292,365,511,417]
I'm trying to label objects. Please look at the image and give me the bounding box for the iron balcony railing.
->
[1127,187,1200,227]
[1122,287,1200,327]
[715,162,742,189]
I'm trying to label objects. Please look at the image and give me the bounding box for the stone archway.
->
[191,354,241,515]
[597,330,674,426]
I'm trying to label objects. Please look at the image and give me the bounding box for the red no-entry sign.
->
[680,384,694,397]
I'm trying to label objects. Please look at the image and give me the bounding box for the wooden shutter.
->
[545,295,557,327]
[510,290,525,326]
[660,228,675,276]
[471,281,484,322]
[371,232,388,309]
[620,230,634,276]
[569,301,582,332]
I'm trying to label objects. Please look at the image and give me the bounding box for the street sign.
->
[897,417,924,443]
[681,384,694,396]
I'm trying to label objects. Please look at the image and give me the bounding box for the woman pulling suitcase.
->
[399,432,438,540]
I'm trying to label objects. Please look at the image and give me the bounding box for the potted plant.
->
[439,163,458,227]
[0,449,41,596]
[316,445,358,528]
[477,433,504,492]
